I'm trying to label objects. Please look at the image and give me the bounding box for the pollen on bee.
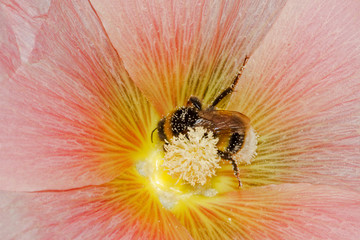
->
[233,126,258,164]
[163,127,221,186]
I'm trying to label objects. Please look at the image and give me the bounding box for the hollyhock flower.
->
[1,0,360,239]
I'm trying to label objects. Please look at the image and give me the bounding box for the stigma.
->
[163,127,221,186]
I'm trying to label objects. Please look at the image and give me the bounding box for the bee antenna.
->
[151,127,158,143]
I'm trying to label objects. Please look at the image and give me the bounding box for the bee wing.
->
[197,110,250,135]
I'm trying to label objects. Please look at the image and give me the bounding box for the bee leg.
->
[210,56,249,108]
[218,151,242,187]
[227,158,242,188]
[187,96,202,110]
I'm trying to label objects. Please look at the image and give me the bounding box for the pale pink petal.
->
[0,0,51,64]
[0,0,51,81]
[173,184,360,239]
[2,182,359,239]
[90,0,286,114]
[229,0,360,190]
[0,1,156,191]
[0,169,191,239]
[0,5,20,81]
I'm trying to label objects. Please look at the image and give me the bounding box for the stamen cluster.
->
[163,127,221,186]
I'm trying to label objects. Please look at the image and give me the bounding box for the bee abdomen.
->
[227,132,245,154]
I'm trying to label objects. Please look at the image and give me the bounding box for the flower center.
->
[136,123,258,210]
[163,127,221,186]
[136,148,219,209]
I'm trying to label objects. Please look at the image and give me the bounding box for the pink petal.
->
[0,5,20,81]
[229,0,360,190]
[0,0,51,64]
[90,0,286,115]
[0,1,156,191]
[0,169,191,239]
[173,184,360,239]
[2,176,358,239]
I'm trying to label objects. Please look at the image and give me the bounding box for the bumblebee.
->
[154,57,251,186]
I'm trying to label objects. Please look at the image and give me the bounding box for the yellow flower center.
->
[135,123,258,210]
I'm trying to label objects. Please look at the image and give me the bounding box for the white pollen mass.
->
[233,126,258,165]
[163,127,221,186]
